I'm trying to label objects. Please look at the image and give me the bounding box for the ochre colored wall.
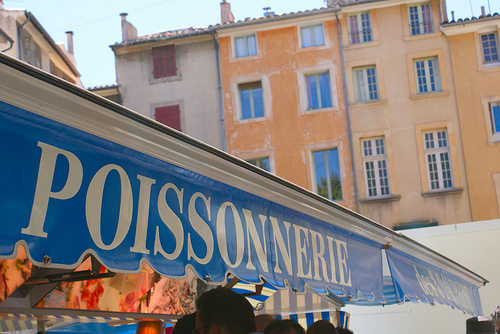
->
[219,19,356,210]
[448,30,500,220]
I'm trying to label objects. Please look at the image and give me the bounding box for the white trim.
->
[298,22,326,49]
[232,33,259,59]
[481,96,500,143]
[306,141,345,202]
[296,64,339,114]
[231,75,271,123]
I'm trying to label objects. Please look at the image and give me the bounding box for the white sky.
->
[3,0,499,87]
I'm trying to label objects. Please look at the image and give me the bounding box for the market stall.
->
[0,52,488,333]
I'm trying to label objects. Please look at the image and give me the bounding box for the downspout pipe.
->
[212,30,227,152]
[0,28,14,53]
[335,9,360,213]
[16,11,31,60]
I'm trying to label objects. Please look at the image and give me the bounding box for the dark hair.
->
[264,319,305,334]
[172,312,197,334]
[335,328,354,334]
[196,287,256,334]
[255,314,278,332]
[306,320,338,334]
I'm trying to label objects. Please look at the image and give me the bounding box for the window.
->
[353,66,378,102]
[414,57,441,94]
[306,73,332,110]
[247,157,270,172]
[155,105,181,131]
[423,130,453,191]
[313,148,343,201]
[480,33,499,64]
[490,102,500,137]
[301,24,324,48]
[235,35,257,58]
[22,32,41,69]
[362,138,390,197]
[152,45,176,79]
[348,12,372,44]
[239,82,264,120]
[408,3,433,36]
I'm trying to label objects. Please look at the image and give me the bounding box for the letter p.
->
[22,142,83,237]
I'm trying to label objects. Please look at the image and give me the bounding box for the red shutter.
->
[155,105,181,131]
[152,45,176,78]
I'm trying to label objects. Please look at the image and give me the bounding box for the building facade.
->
[216,8,357,211]
[0,7,81,86]
[442,13,500,221]
[339,0,472,228]
[111,14,224,150]
[108,0,500,230]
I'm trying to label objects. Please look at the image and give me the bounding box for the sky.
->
[3,0,499,88]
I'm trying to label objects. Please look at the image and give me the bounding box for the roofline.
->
[24,11,80,78]
[111,6,341,49]
[87,83,119,91]
[211,6,340,31]
[0,52,488,287]
[111,28,212,49]
[442,13,500,28]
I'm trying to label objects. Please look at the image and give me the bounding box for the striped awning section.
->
[254,287,349,329]
[231,281,280,309]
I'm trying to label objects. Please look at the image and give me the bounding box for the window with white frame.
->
[239,81,264,120]
[362,137,390,197]
[305,72,332,110]
[423,130,454,191]
[247,157,270,172]
[414,57,441,94]
[353,66,379,102]
[480,32,499,64]
[313,148,343,201]
[490,102,500,138]
[301,24,325,48]
[348,12,372,45]
[235,34,257,58]
[408,3,433,36]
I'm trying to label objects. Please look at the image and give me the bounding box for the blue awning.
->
[386,248,483,315]
[0,53,488,319]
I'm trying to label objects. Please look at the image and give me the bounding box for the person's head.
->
[255,314,278,332]
[335,328,353,334]
[195,287,256,334]
[306,320,338,334]
[264,319,305,334]
[173,313,197,334]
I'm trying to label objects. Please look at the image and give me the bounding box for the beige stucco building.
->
[340,0,472,228]
[111,14,224,150]
[0,6,81,86]
[442,13,500,221]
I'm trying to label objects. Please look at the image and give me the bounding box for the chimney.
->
[220,0,234,24]
[451,11,455,21]
[65,31,74,55]
[120,13,138,42]
[326,0,339,7]
[481,6,486,17]
[263,7,275,17]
